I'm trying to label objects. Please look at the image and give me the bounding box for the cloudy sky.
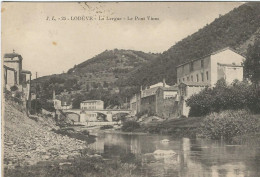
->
[2,2,243,79]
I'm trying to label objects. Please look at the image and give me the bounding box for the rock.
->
[153,150,176,156]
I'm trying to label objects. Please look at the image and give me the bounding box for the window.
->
[196,74,199,82]
[201,73,204,82]
[187,76,190,81]
[201,60,204,68]
[183,78,185,82]
[179,79,181,83]
[206,71,209,80]
[190,62,194,72]
[191,75,193,82]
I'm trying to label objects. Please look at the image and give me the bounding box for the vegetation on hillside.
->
[244,39,260,86]
[119,2,260,87]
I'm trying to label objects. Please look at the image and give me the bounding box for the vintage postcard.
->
[2,2,260,177]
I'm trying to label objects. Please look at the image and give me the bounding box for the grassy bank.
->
[121,117,204,138]
[123,111,260,141]
[142,116,204,138]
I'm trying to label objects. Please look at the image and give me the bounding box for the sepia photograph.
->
[1,2,260,177]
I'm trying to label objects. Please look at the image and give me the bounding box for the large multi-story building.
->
[176,47,244,87]
[176,47,245,117]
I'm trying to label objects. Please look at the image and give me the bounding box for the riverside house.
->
[3,52,32,104]
[130,80,179,118]
[176,47,245,117]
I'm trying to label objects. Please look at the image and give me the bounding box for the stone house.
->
[3,52,32,104]
[176,47,245,117]
[130,80,178,118]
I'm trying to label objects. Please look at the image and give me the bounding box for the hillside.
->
[117,2,260,87]
[34,49,158,91]
[32,2,260,109]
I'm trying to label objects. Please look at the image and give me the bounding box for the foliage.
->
[186,79,260,117]
[100,125,114,130]
[30,99,42,115]
[121,121,141,132]
[10,85,18,92]
[244,39,260,85]
[119,3,260,87]
[199,110,260,140]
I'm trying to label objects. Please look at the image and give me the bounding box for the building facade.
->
[80,100,104,110]
[130,80,179,118]
[176,48,245,117]
[3,52,32,105]
[176,47,245,87]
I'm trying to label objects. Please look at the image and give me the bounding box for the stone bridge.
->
[60,109,132,122]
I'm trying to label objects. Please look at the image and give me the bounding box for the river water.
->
[88,131,260,177]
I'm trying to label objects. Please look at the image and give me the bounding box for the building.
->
[80,100,104,110]
[130,80,179,118]
[3,52,32,104]
[176,47,244,87]
[176,47,245,117]
[53,91,72,110]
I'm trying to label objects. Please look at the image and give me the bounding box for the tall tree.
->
[244,39,260,87]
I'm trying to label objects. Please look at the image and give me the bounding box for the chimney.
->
[163,78,166,87]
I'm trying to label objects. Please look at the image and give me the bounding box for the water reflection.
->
[88,132,260,177]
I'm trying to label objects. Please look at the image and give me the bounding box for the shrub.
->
[199,110,260,140]
[10,85,18,92]
[100,125,113,130]
[186,79,260,116]
[121,121,141,132]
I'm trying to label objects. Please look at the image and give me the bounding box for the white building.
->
[80,100,104,110]
[176,47,245,117]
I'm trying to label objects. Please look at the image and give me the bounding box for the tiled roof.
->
[159,86,178,91]
[21,70,32,74]
[4,53,23,59]
[217,63,243,67]
[178,82,209,87]
[82,100,103,103]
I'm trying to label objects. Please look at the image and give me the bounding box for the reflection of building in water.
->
[179,138,253,177]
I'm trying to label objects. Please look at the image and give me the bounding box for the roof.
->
[176,47,244,68]
[178,82,209,87]
[158,85,178,91]
[21,70,32,74]
[4,53,23,60]
[81,100,103,103]
[217,63,243,67]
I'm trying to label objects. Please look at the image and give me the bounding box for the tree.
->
[244,39,260,87]
[30,99,42,115]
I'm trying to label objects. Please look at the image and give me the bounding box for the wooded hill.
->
[117,2,260,87]
[32,2,260,109]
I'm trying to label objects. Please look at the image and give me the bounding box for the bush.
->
[100,125,113,130]
[199,110,260,140]
[186,79,260,116]
[121,121,141,132]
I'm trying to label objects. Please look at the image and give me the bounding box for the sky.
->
[2,2,244,79]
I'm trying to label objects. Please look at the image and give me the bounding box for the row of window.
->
[183,59,204,73]
[82,102,97,105]
[82,106,96,110]
[179,71,209,83]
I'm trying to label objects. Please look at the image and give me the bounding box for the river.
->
[88,130,260,177]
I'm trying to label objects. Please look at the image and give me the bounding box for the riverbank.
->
[3,100,89,169]
[123,112,260,141]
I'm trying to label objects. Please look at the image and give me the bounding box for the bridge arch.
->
[65,112,80,122]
